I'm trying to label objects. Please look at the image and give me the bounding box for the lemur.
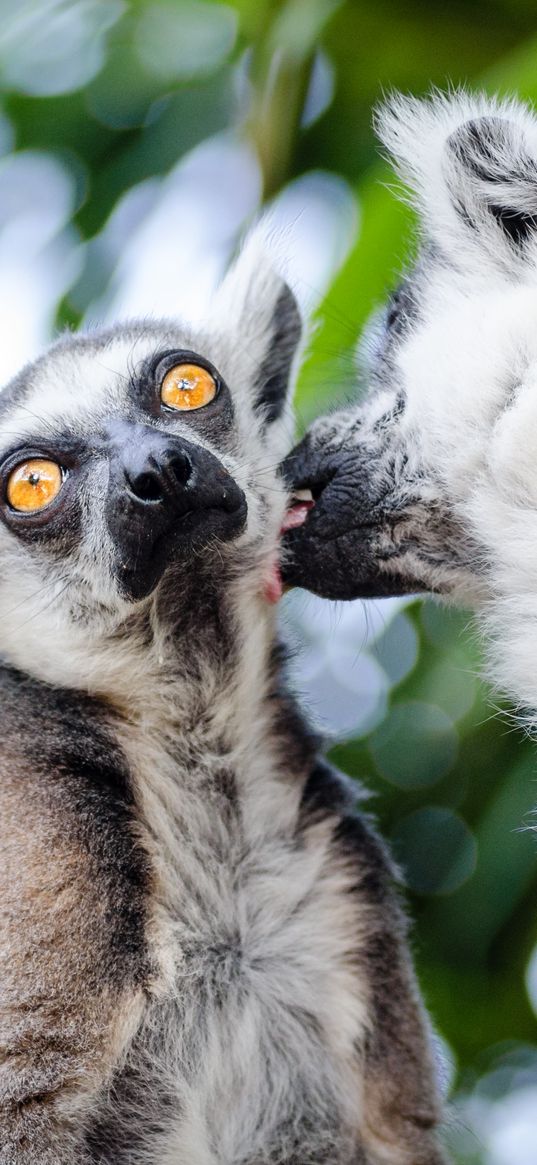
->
[283,89,537,728]
[0,238,446,1164]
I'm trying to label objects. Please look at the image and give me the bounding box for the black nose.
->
[105,421,247,600]
[125,447,192,505]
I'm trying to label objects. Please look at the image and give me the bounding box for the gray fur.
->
[0,239,446,1163]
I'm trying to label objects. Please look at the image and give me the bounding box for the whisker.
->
[0,576,68,624]
[12,404,66,444]
[9,578,71,635]
[94,360,131,384]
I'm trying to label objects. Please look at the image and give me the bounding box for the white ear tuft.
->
[375,89,537,275]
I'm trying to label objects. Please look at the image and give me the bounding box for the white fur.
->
[378,92,537,719]
[377,89,537,279]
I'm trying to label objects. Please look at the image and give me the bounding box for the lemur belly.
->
[88,730,372,1164]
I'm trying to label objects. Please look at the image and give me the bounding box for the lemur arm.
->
[0,678,148,1164]
[0,774,145,1165]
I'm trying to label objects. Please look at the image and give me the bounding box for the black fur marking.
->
[489,202,537,245]
[385,281,417,340]
[156,561,240,655]
[448,117,537,247]
[449,117,504,184]
[212,765,239,809]
[254,286,302,424]
[299,759,357,827]
[333,813,396,903]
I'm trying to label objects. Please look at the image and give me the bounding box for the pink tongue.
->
[262,500,314,604]
[280,501,313,533]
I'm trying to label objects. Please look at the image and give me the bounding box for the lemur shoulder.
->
[0,241,446,1164]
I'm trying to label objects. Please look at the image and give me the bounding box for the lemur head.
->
[0,240,304,696]
[283,91,537,628]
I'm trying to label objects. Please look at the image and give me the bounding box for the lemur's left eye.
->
[6,458,63,513]
[161,363,217,411]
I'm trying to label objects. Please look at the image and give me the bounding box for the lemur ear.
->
[376,91,537,272]
[215,234,303,424]
[252,281,302,423]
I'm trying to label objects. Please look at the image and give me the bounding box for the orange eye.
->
[161,363,217,411]
[6,458,63,513]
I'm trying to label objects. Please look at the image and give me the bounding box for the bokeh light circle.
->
[370,700,458,788]
[392,807,477,895]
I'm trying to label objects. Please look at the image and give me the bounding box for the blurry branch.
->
[247,0,343,199]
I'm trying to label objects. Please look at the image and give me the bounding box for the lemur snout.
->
[124,446,193,507]
[108,422,244,515]
[105,421,247,599]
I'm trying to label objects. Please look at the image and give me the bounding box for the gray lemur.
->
[0,237,446,1164]
[283,90,537,725]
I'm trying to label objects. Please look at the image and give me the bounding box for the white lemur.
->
[283,89,537,728]
[0,238,446,1164]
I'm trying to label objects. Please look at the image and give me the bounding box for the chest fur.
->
[112,728,371,1163]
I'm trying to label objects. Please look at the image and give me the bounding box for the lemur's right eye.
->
[6,458,63,513]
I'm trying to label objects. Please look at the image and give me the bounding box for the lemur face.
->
[0,240,303,688]
[284,92,537,608]
[0,341,249,606]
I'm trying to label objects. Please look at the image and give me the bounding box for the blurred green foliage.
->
[2,1,537,1158]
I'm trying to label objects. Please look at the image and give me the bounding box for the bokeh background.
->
[2,1,537,1160]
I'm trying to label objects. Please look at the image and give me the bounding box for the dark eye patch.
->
[132,348,236,447]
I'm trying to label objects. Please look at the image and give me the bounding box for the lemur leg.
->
[338,815,448,1165]
[0,749,148,1162]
